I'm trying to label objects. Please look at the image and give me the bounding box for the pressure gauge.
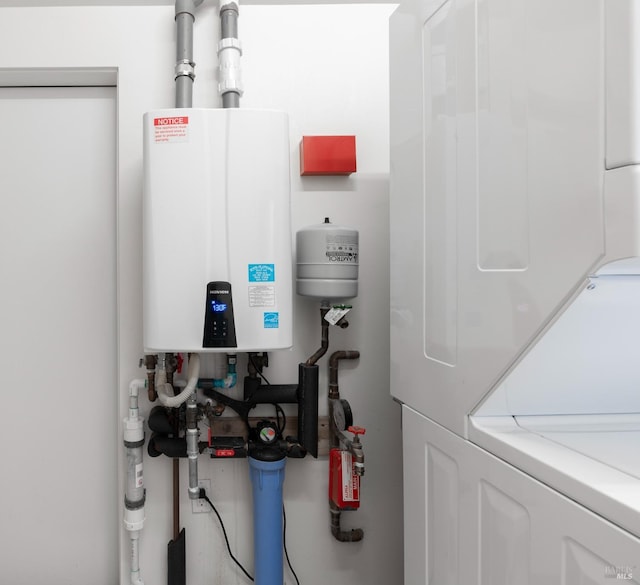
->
[256,420,279,445]
[331,399,353,431]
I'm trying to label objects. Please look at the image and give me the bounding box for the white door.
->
[0,86,117,584]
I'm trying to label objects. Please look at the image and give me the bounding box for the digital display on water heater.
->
[203,281,237,348]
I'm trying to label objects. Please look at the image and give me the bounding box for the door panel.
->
[0,86,117,585]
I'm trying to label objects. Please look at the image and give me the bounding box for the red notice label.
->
[153,116,190,143]
[154,116,189,126]
[215,449,236,457]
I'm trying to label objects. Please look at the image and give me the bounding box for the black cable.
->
[283,504,301,585]
[274,403,287,435]
[201,487,299,584]
[249,354,271,386]
[201,490,254,582]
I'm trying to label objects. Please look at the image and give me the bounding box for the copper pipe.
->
[145,354,158,402]
[327,350,364,542]
[305,306,330,366]
[330,504,364,542]
[328,350,360,399]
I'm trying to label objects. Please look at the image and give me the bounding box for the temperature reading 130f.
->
[211,300,227,312]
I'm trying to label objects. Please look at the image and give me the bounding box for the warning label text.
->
[154,116,189,143]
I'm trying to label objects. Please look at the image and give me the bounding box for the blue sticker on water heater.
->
[249,264,275,283]
[263,312,279,329]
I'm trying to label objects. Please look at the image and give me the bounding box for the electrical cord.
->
[248,353,271,386]
[201,488,301,584]
[200,489,254,582]
[274,403,287,436]
[283,504,300,585]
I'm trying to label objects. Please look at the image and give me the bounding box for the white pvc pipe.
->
[186,391,200,499]
[218,0,243,105]
[124,379,146,585]
[156,353,201,408]
[129,530,144,585]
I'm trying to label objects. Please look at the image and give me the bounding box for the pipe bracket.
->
[125,493,146,511]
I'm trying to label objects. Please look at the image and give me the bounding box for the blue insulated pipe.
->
[249,455,287,585]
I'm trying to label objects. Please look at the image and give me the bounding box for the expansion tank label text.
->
[326,235,358,263]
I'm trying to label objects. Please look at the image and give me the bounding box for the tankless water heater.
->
[143,108,293,352]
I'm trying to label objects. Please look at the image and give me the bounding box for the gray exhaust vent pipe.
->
[174,0,204,108]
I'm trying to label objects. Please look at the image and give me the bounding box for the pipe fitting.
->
[174,59,195,80]
[351,444,365,476]
[157,353,200,408]
[143,355,158,402]
[218,37,242,52]
[306,307,331,366]
[175,0,203,18]
[328,350,360,398]
[217,38,243,99]
[330,507,364,543]
[164,352,178,385]
[220,1,239,13]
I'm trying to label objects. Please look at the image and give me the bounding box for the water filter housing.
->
[143,108,293,352]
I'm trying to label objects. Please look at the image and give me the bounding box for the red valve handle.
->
[348,425,366,436]
[176,353,184,374]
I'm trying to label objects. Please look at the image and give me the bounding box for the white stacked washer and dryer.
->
[389,0,640,582]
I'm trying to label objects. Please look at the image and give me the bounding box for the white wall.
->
[0,3,402,584]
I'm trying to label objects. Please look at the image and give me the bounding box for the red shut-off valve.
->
[348,425,366,437]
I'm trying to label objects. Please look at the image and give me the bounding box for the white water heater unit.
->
[143,108,293,352]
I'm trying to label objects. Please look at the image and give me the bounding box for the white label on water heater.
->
[153,116,189,143]
[249,285,276,307]
[248,264,275,282]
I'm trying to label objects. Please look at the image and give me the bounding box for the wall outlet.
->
[191,479,212,514]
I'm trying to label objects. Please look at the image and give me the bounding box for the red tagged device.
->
[329,448,360,510]
[300,135,357,176]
